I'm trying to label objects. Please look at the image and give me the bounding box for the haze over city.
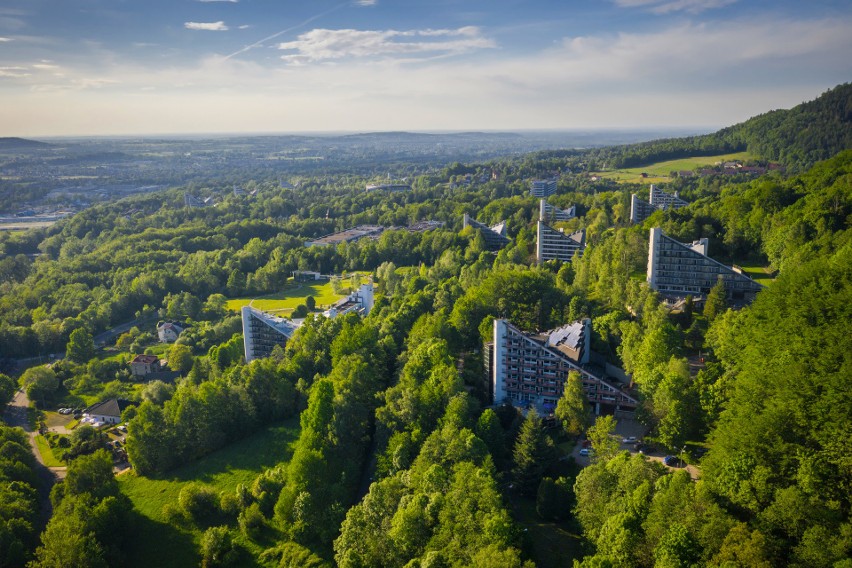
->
[1,0,851,136]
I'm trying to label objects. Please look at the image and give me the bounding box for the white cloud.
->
[184,21,229,31]
[238,25,251,30]
[197,0,238,3]
[278,26,495,63]
[0,37,12,42]
[613,0,737,14]
[355,0,377,6]
[2,17,850,135]
[0,66,29,78]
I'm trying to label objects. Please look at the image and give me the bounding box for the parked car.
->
[579,448,594,457]
[621,436,637,444]
[663,455,683,467]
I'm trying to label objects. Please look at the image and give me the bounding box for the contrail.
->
[223,2,348,60]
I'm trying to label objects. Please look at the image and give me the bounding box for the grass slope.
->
[225,274,367,314]
[593,151,753,184]
[119,418,300,567]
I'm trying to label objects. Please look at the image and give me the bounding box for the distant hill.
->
[584,83,852,172]
[0,137,52,150]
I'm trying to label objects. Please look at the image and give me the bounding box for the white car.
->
[622,436,637,444]
[579,448,593,456]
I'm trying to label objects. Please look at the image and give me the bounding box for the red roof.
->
[131,354,159,364]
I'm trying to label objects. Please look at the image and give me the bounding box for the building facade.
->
[490,319,638,416]
[630,186,689,224]
[649,184,688,210]
[647,228,764,300]
[536,222,585,263]
[130,354,161,377]
[241,307,302,362]
[530,179,557,198]
[539,199,576,223]
[462,213,510,250]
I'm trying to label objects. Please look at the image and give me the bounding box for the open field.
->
[118,419,300,568]
[35,435,65,467]
[0,220,58,231]
[592,151,753,184]
[737,263,777,285]
[225,274,366,314]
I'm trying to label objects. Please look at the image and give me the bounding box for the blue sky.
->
[0,0,850,136]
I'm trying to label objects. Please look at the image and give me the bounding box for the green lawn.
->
[118,419,300,568]
[737,263,777,285]
[225,274,366,314]
[591,151,753,184]
[35,435,65,467]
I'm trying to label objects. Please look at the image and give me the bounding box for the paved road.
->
[4,389,66,524]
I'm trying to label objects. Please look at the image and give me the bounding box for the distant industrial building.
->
[647,228,764,300]
[366,183,411,192]
[241,307,302,362]
[462,213,510,250]
[539,199,576,223]
[629,185,688,223]
[305,225,385,247]
[407,220,445,232]
[488,319,638,416]
[529,179,557,198]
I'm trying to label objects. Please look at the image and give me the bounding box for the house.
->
[130,354,161,377]
[82,399,133,426]
[157,321,186,343]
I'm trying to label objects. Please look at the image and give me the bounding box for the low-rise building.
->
[156,321,186,343]
[82,399,134,426]
[489,319,638,416]
[323,283,375,319]
[647,227,764,300]
[305,225,385,247]
[130,354,161,377]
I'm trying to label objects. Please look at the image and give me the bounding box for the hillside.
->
[583,83,852,172]
[0,137,51,150]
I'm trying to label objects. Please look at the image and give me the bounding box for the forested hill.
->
[581,82,852,172]
[0,137,51,150]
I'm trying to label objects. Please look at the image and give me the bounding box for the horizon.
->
[12,125,717,141]
[1,0,850,137]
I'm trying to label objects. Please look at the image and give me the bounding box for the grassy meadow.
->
[225,273,367,315]
[592,151,753,184]
[118,418,301,567]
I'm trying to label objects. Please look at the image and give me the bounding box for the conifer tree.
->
[512,409,556,495]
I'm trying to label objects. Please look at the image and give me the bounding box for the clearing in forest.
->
[591,151,753,184]
[118,419,301,567]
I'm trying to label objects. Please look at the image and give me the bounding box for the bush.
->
[238,502,265,540]
[178,483,220,524]
[200,526,239,568]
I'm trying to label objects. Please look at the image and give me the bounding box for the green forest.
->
[0,86,850,567]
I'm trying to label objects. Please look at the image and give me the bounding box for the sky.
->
[0,0,850,136]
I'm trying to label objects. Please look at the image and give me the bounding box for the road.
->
[3,389,66,523]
